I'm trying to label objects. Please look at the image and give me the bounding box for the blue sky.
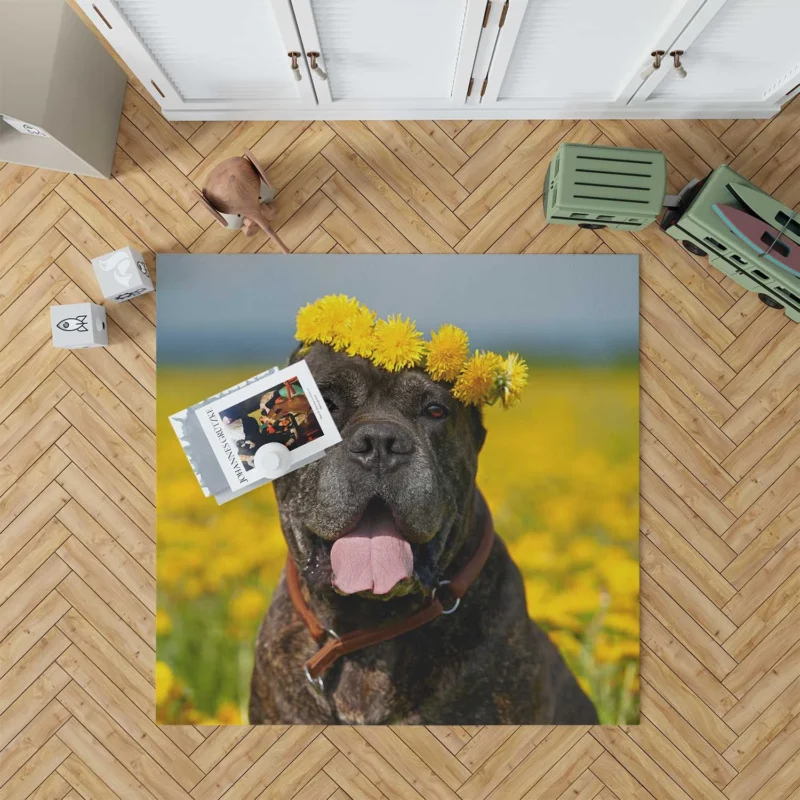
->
[156,254,638,364]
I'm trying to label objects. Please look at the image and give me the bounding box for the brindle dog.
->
[249,343,598,724]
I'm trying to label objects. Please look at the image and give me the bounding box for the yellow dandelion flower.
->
[214,701,242,725]
[156,608,172,636]
[594,636,640,663]
[343,304,377,358]
[185,708,215,725]
[452,351,504,405]
[496,353,529,408]
[599,557,639,598]
[548,630,581,657]
[295,299,324,343]
[155,660,174,706]
[314,295,361,348]
[295,294,362,347]
[604,612,640,637]
[426,324,469,382]
[371,315,426,372]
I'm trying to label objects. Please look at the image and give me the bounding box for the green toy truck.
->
[659,165,800,323]
[544,142,800,322]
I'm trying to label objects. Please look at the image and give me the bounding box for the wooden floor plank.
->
[642,538,736,645]
[56,571,154,681]
[641,610,737,718]
[0,687,69,766]
[724,535,800,624]
[116,116,200,212]
[57,753,124,800]
[0,228,68,317]
[723,387,800,478]
[264,121,336,193]
[454,119,579,230]
[121,85,202,176]
[639,679,736,790]
[0,170,66,244]
[0,163,36,206]
[56,649,203,793]
[399,120,469,175]
[724,644,800,734]
[111,148,202,248]
[325,126,463,249]
[453,120,539,192]
[56,716,158,800]
[0,193,70,279]
[189,727,285,800]
[453,121,506,156]
[641,501,735,608]
[364,120,469,210]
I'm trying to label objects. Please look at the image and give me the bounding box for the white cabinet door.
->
[289,0,486,108]
[633,0,800,108]
[76,0,316,111]
[479,0,705,109]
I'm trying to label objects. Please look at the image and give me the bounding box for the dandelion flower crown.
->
[295,295,528,408]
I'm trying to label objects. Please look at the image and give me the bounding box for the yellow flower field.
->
[156,364,639,725]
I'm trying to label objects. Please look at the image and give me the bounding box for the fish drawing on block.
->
[100,250,136,287]
[712,204,800,277]
[56,315,89,332]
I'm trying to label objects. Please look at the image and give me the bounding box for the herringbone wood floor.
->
[2,59,800,799]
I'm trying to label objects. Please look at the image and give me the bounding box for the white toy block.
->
[51,303,107,349]
[91,246,154,303]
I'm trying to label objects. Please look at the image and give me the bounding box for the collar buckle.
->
[304,663,325,694]
[431,580,460,615]
[304,627,340,695]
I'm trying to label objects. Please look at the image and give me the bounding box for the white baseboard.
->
[162,103,780,122]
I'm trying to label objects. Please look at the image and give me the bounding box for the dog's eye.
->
[424,403,448,420]
[323,395,338,413]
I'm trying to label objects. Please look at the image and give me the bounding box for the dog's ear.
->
[469,406,487,453]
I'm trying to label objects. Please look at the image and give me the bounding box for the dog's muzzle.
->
[347,420,415,472]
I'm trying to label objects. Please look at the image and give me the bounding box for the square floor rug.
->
[155,254,640,726]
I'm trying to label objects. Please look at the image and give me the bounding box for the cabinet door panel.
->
[492,0,693,103]
[80,0,314,109]
[482,0,704,106]
[292,0,484,105]
[647,0,800,103]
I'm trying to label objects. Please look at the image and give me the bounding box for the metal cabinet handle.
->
[670,50,687,79]
[640,50,665,80]
[92,4,113,29]
[307,52,328,81]
[288,51,302,81]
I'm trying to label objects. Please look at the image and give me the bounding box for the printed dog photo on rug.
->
[156,254,640,726]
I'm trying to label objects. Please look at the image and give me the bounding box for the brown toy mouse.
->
[197,149,290,253]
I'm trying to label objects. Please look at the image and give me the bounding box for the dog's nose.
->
[348,422,415,471]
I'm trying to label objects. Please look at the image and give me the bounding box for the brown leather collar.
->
[285,498,495,690]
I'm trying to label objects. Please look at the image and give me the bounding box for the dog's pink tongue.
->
[331,517,413,595]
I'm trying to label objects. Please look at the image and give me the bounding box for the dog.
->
[249,343,598,724]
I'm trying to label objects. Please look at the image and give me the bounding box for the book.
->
[169,360,341,504]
